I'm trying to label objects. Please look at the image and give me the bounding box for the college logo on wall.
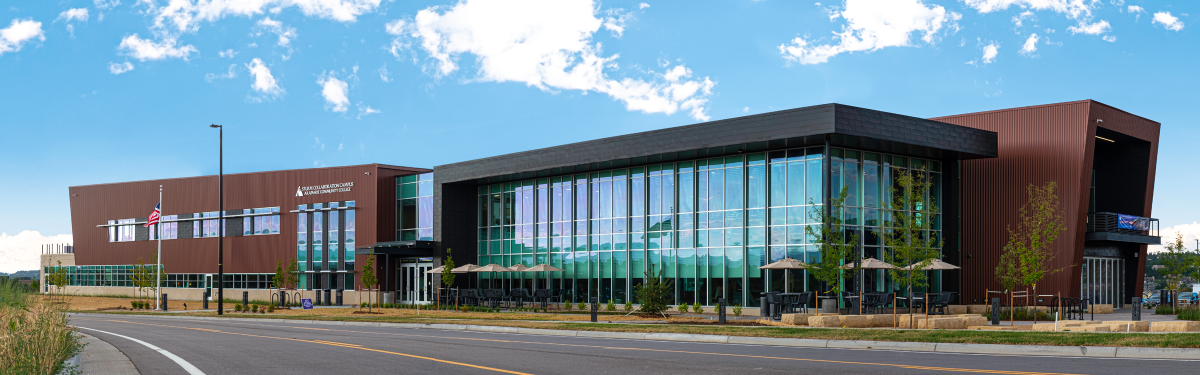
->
[296,182,354,197]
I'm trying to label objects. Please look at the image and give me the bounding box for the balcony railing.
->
[1087,212,1159,237]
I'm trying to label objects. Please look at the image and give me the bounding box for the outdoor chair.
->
[910,292,927,311]
[511,289,531,309]
[792,291,814,314]
[840,291,861,313]
[766,293,785,320]
[533,289,551,310]
[931,292,956,315]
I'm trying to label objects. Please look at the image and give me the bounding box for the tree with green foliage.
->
[879,168,944,303]
[806,186,860,298]
[1158,233,1196,313]
[144,252,168,306]
[129,256,152,304]
[360,254,377,312]
[632,264,673,316]
[273,260,286,290]
[441,248,456,305]
[994,182,1067,296]
[46,260,71,306]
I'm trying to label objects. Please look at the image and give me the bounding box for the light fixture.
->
[1096,119,1103,123]
[1096,136,1115,143]
[365,172,371,175]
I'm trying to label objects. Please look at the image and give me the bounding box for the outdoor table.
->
[533,289,551,310]
[779,293,805,314]
[511,289,530,309]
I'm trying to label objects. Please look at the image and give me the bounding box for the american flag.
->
[143,202,161,227]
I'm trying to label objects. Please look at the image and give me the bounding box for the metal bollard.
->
[718,298,726,324]
[590,298,598,322]
[336,290,343,306]
[1132,297,1141,321]
[203,291,209,310]
[316,291,322,306]
[161,293,169,311]
[991,298,1000,325]
[242,291,249,309]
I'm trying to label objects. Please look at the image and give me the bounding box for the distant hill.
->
[0,270,40,279]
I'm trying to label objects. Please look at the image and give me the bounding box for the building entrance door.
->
[399,262,433,305]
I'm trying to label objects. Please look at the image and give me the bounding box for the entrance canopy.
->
[355,240,436,257]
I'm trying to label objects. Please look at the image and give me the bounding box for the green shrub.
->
[0,282,85,375]
[251,304,259,313]
[234,303,243,312]
[564,301,572,311]
[733,304,743,317]
[1179,308,1200,321]
[624,301,633,312]
[130,301,137,309]
[692,302,704,314]
[578,301,586,310]
[678,304,689,313]
[266,304,275,313]
[1156,305,1175,315]
[360,302,367,308]
[606,300,616,312]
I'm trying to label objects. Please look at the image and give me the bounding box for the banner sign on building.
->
[296,182,354,197]
[1117,214,1149,231]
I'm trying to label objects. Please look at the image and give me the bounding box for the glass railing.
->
[1086,212,1159,236]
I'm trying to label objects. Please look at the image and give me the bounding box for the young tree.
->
[47,260,71,306]
[129,256,151,303]
[632,264,673,317]
[994,182,1067,297]
[1158,233,1194,312]
[273,260,286,290]
[441,248,456,305]
[145,252,168,306]
[360,254,377,312]
[880,168,944,304]
[285,260,299,291]
[806,186,860,298]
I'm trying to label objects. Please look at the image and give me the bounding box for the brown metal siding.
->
[932,100,1160,304]
[933,101,1094,303]
[68,164,428,275]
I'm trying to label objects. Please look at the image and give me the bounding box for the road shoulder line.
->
[70,313,1200,360]
[78,326,205,375]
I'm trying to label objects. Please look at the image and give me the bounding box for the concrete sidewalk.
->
[75,332,139,375]
[71,312,1200,360]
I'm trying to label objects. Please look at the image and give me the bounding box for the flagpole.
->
[156,185,163,310]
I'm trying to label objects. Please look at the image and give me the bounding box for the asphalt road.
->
[69,314,1194,375]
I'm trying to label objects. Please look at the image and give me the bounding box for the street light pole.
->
[211,124,224,315]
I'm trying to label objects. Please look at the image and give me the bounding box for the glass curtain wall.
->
[475,147,941,306]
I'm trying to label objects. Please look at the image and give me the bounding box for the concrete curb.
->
[69,313,1200,360]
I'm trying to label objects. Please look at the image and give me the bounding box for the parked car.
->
[1179,292,1198,305]
[1143,295,1161,307]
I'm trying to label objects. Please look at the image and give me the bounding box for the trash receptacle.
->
[161,293,169,311]
[324,290,332,306]
[336,290,343,306]
[242,291,248,309]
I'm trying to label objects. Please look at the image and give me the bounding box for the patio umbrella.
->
[839,257,897,269]
[452,264,481,289]
[424,266,444,274]
[507,264,531,272]
[759,258,808,295]
[526,264,566,290]
[899,258,960,271]
[470,264,512,289]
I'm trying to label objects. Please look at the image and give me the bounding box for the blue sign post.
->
[302,298,313,310]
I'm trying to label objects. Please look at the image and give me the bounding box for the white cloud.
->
[1019,33,1039,55]
[56,8,90,23]
[981,43,999,64]
[246,58,283,97]
[743,106,749,112]
[94,0,121,10]
[338,143,344,151]
[256,17,297,47]
[602,8,633,37]
[1067,20,1110,34]
[0,231,73,274]
[1127,5,1144,15]
[118,34,197,61]
[962,0,1093,19]
[378,64,391,82]
[205,63,237,82]
[318,74,349,112]
[778,0,961,65]
[1102,35,1116,42]
[1012,10,1034,27]
[357,103,380,119]
[1153,12,1184,31]
[1150,222,1200,253]
[639,3,650,9]
[399,0,715,120]
[0,19,46,56]
[108,61,134,74]
[144,0,381,34]
[218,48,237,58]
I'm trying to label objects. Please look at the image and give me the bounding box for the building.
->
[49,100,1160,308]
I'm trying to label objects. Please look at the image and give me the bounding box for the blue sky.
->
[0,0,1196,271]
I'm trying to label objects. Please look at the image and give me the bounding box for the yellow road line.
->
[80,318,1086,375]
[76,319,529,375]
